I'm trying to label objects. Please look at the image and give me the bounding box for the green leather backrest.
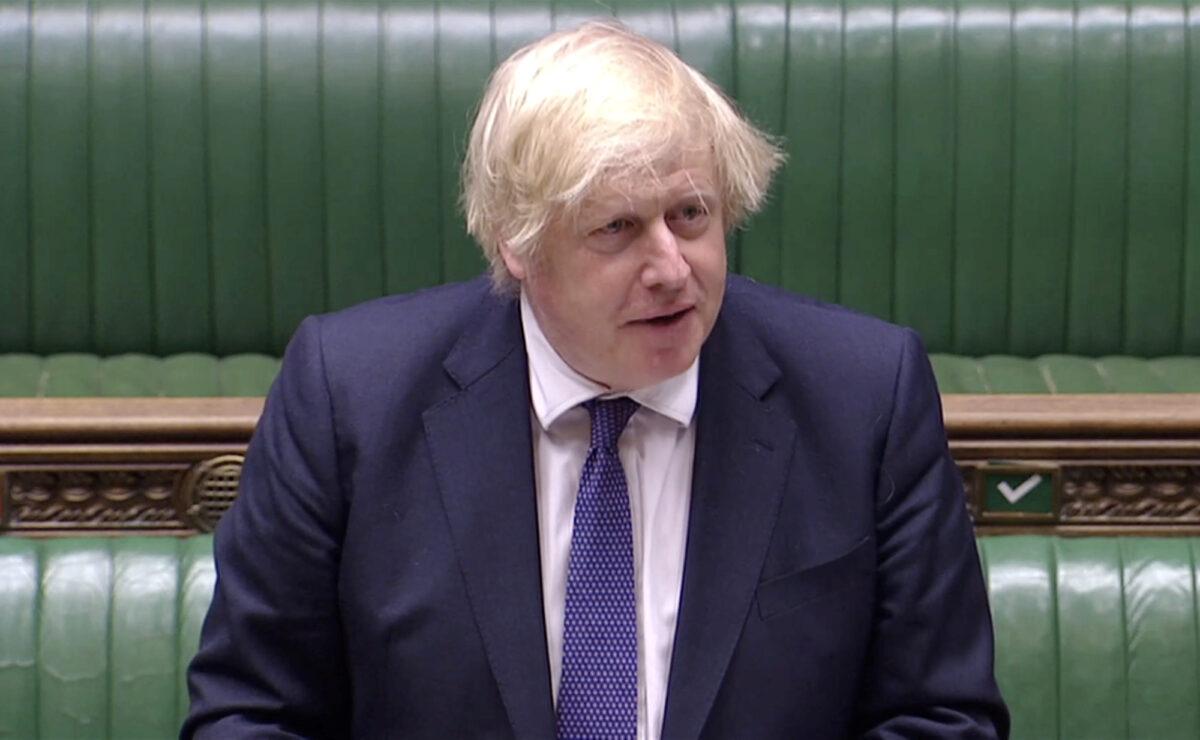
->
[980,536,1200,740]
[0,537,214,738]
[0,352,281,396]
[2,0,1199,358]
[2,535,1199,738]
[5,352,1200,397]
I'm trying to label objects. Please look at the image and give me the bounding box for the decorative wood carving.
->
[958,465,980,522]
[1,395,1198,535]
[1060,465,1200,523]
[183,455,246,532]
[5,467,188,531]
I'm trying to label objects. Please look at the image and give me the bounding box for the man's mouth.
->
[635,307,693,327]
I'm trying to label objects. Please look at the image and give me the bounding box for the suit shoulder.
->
[316,278,494,344]
[722,275,917,357]
[287,276,513,395]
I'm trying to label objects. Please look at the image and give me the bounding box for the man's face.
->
[502,161,727,391]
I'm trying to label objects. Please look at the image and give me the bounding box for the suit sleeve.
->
[856,329,1010,739]
[182,316,351,738]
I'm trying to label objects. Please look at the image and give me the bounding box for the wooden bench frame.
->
[2,395,1198,536]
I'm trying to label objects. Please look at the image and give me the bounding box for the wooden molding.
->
[0,398,263,442]
[942,394,1200,437]
[2,394,1198,536]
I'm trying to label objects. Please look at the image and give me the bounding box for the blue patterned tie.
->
[556,397,640,740]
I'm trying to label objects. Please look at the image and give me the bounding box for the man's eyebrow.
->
[677,170,718,201]
[576,196,634,223]
[577,178,718,218]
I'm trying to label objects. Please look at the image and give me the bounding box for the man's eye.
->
[668,203,710,233]
[594,219,630,236]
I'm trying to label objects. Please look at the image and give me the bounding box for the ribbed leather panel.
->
[0,537,215,739]
[0,354,281,397]
[980,537,1200,740]
[1,0,1198,357]
[931,354,1200,393]
[1,536,1197,738]
[2,352,1192,396]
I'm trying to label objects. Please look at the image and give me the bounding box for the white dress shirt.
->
[519,292,697,740]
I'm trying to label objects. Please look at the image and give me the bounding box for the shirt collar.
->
[519,290,698,431]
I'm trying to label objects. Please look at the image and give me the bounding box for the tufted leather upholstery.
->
[0,354,280,397]
[2,353,1198,396]
[982,536,1200,740]
[0,537,214,738]
[2,535,1198,738]
[1,0,1197,360]
[930,355,1200,393]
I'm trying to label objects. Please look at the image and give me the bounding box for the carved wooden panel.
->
[0,395,1197,535]
[0,456,247,534]
[182,455,246,532]
[958,464,980,522]
[1060,465,1200,523]
[3,467,189,531]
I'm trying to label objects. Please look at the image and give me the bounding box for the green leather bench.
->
[0,0,1197,393]
[1,354,1198,397]
[3,535,1199,739]
[0,1,1198,735]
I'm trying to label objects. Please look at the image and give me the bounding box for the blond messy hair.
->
[461,20,784,292]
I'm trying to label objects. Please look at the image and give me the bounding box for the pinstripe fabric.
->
[1,0,1197,357]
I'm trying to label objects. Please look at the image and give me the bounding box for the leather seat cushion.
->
[2,353,1196,397]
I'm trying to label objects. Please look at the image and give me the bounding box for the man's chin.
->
[613,349,699,391]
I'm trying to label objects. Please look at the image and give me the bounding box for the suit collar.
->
[440,285,526,390]
[424,289,557,738]
[661,292,797,738]
[427,279,798,739]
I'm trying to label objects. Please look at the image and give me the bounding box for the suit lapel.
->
[422,293,556,738]
[660,303,797,739]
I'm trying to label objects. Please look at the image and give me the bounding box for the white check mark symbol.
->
[997,475,1043,504]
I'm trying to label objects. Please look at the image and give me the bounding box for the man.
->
[184,21,1008,739]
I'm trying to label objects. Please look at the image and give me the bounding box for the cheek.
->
[689,239,727,285]
[583,260,640,310]
[533,265,620,339]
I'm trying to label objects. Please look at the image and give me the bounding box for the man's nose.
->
[640,218,690,289]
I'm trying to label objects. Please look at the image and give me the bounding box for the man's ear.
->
[498,242,528,281]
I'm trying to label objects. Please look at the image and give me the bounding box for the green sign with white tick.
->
[984,471,1054,515]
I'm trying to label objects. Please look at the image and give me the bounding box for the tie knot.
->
[584,397,639,452]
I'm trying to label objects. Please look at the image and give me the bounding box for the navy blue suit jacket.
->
[184,275,1008,738]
